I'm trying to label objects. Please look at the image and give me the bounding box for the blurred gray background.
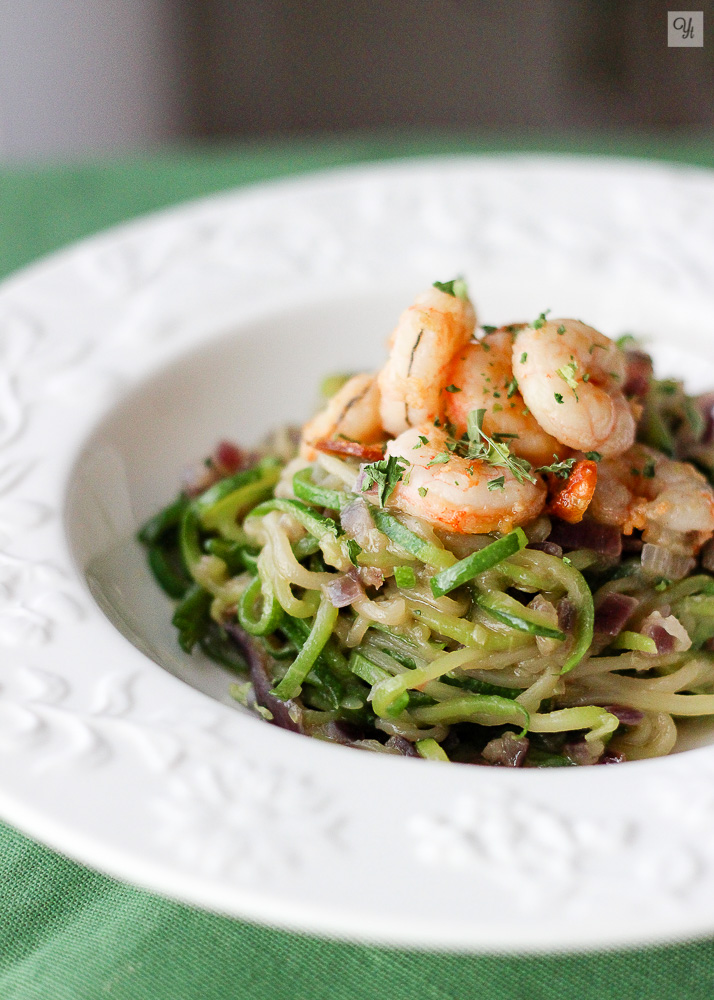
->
[1,0,713,162]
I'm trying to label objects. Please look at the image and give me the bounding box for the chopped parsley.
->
[557,324,566,335]
[426,453,451,468]
[462,408,536,484]
[346,539,362,565]
[418,486,428,498]
[536,456,577,479]
[582,372,590,382]
[616,333,638,350]
[506,377,519,398]
[482,325,497,334]
[556,360,579,397]
[585,451,602,462]
[643,457,656,479]
[412,434,429,449]
[487,476,505,491]
[360,455,409,506]
[433,277,468,300]
[532,310,551,329]
[445,384,462,393]
[519,352,528,364]
[554,392,564,405]
[655,579,671,591]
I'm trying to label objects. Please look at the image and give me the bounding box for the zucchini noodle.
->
[141,302,714,768]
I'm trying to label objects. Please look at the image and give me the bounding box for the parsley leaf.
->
[346,539,362,565]
[557,324,566,335]
[554,392,564,405]
[536,455,577,479]
[482,325,497,334]
[556,360,579,393]
[360,455,409,506]
[445,384,461,393]
[532,310,551,329]
[585,451,602,462]
[519,351,527,364]
[433,277,468,300]
[412,434,429,449]
[418,486,428,497]
[487,476,505,491]
[643,457,656,479]
[463,408,536,484]
[426,453,451,468]
[506,376,519,398]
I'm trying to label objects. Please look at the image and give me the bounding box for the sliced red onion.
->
[563,740,603,765]
[649,625,677,654]
[557,597,576,634]
[528,540,563,558]
[354,467,378,499]
[548,519,622,557]
[640,610,692,653]
[358,566,385,590]
[224,623,303,733]
[623,350,653,397]
[641,543,695,581]
[340,497,376,547]
[603,704,644,726]
[385,735,420,757]
[214,440,245,473]
[324,574,363,608]
[318,721,369,745]
[482,732,529,767]
[594,593,639,637]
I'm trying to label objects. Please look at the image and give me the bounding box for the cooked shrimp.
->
[385,424,546,534]
[512,320,636,457]
[590,444,714,555]
[378,285,476,436]
[300,374,383,461]
[444,329,568,467]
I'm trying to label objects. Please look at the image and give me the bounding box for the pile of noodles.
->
[139,345,714,767]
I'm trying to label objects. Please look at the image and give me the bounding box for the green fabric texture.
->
[3,133,714,998]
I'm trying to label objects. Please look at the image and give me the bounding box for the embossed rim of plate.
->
[2,154,714,952]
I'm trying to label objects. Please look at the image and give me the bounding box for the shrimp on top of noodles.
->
[141,279,714,769]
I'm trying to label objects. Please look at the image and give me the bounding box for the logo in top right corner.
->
[668,11,704,46]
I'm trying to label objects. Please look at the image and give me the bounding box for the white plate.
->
[3,155,714,953]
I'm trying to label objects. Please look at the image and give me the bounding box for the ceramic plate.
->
[3,155,714,952]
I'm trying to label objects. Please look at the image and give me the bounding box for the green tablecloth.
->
[3,133,714,999]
